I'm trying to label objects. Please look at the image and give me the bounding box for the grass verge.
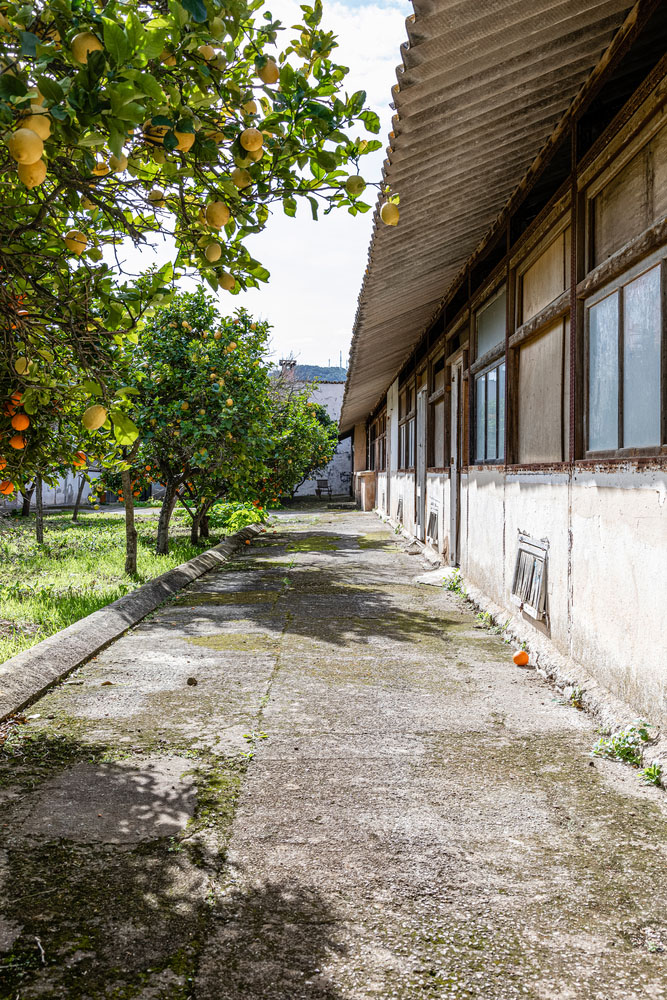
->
[0,509,209,664]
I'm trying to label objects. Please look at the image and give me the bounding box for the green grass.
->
[0,509,210,664]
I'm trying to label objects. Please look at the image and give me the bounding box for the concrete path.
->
[1,506,665,999]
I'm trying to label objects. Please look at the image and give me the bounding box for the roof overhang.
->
[340,0,636,432]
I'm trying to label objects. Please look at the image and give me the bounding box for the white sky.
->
[115,0,411,368]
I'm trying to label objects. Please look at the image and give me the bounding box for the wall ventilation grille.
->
[511,534,548,620]
[426,510,439,545]
[396,497,404,523]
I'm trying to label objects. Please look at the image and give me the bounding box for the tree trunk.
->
[121,469,138,575]
[200,513,210,540]
[20,483,34,517]
[156,483,178,555]
[190,509,201,545]
[72,475,86,522]
[35,475,44,544]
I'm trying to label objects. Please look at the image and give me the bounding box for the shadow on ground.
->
[0,730,345,998]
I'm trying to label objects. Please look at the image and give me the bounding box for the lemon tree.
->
[0,0,381,491]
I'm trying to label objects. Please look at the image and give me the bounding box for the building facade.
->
[341,1,667,727]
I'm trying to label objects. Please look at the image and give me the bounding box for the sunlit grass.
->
[0,509,209,664]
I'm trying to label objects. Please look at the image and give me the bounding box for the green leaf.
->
[316,149,337,172]
[36,75,64,104]
[359,109,380,134]
[180,0,208,22]
[19,31,39,58]
[0,74,27,98]
[126,11,146,52]
[82,380,103,397]
[133,72,164,102]
[78,132,107,147]
[102,19,130,64]
[110,410,140,446]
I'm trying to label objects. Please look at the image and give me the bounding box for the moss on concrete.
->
[185,633,280,652]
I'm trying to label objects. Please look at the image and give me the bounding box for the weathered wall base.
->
[373,462,667,729]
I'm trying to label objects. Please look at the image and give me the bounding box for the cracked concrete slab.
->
[18,756,196,844]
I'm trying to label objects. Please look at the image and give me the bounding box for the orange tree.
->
[0,0,382,492]
[111,287,274,555]
[261,391,338,500]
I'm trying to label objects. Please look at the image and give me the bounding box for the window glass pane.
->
[476,374,486,461]
[498,363,506,460]
[408,418,415,467]
[433,399,445,466]
[589,292,619,451]
[623,266,661,447]
[486,368,497,460]
[477,288,506,356]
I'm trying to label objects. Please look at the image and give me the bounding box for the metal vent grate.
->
[511,534,548,620]
[380,491,386,511]
[426,510,439,545]
[396,497,404,523]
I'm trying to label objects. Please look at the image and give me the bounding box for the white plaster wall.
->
[426,472,449,557]
[502,473,571,651]
[569,468,667,720]
[462,469,506,606]
[389,471,415,531]
[1,471,101,510]
[376,472,388,514]
[297,436,352,496]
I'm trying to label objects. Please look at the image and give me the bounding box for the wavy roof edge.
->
[339,0,636,433]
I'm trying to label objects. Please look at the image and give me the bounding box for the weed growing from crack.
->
[639,762,663,787]
[444,569,466,596]
[592,721,653,770]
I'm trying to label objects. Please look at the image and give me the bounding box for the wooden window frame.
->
[584,248,667,459]
[473,358,506,466]
[398,381,416,470]
[427,355,447,471]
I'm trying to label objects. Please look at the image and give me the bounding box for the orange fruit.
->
[513,650,529,666]
[0,458,6,471]
[11,413,29,431]
[0,480,15,495]
[9,434,25,449]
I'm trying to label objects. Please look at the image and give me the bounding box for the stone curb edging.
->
[0,523,263,722]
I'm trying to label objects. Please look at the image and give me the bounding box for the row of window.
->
[368,253,665,469]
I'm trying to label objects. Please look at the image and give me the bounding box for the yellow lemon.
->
[174,130,195,152]
[381,202,399,226]
[8,128,43,165]
[22,105,51,140]
[148,187,166,207]
[82,404,107,430]
[109,152,128,172]
[258,58,279,84]
[18,159,46,189]
[205,243,222,263]
[64,229,88,255]
[231,167,251,189]
[205,201,230,228]
[240,127,263,152]
[72,31,103,64]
